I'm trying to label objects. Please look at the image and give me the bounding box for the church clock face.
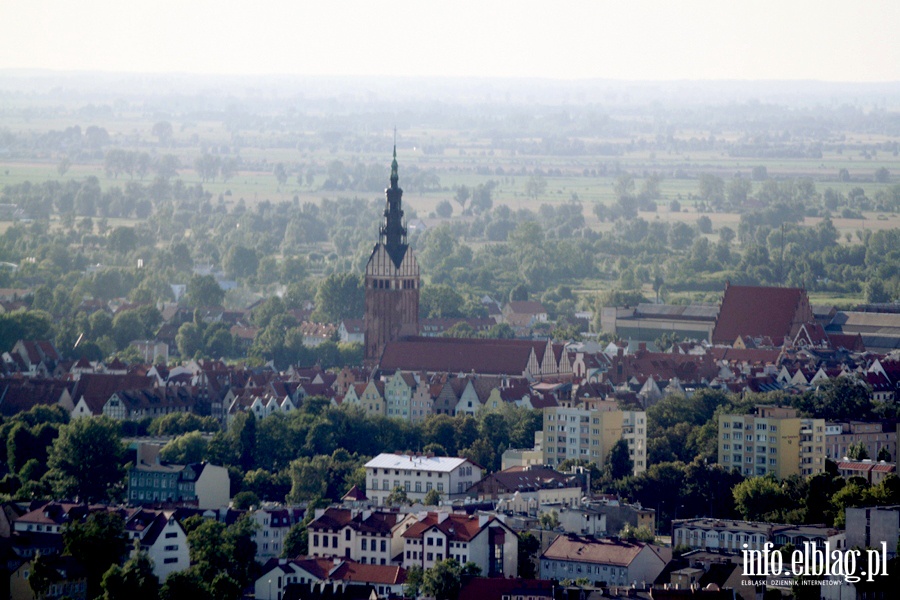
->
[364,147,420,362]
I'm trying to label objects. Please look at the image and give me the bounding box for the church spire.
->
[380,144,407,268]
[390,143,399,188]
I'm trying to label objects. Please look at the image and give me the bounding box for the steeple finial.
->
[390,129,399,187]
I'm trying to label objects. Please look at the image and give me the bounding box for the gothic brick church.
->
[364,148,420,361]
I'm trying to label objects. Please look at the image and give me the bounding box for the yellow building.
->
[542,405,647,475]
[718,406,825,478]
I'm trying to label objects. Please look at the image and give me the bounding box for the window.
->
[164,557,178,564]
[164,545,178,551]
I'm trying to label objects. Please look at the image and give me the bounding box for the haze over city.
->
[2,0,899,82]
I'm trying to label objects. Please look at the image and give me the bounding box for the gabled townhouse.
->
[341,380,386,417]
[539,534,670,587]
[384,369,416,419]
[400,511,519,577]
[454,377,484,416]
[254,556,335,600]
[254,557,407,600]
[306,507,403,565]
[102,385,199,420]
[68,373,156,418]
[249,506,305,561]
[9,339,62,378]
[338,319,365,344]
[365,453,484,505]
[409,375,435,422]
[124,508,189,579]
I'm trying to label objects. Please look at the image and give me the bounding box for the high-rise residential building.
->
[718,406,826,478]
[542,405,647,475]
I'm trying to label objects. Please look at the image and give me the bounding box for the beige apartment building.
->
[542,405,647,475]
[718,406,826,478]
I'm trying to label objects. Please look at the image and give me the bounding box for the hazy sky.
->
[2,0,899,81]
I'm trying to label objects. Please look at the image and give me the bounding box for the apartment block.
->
[542,406,647,475]
[718,406,826,478]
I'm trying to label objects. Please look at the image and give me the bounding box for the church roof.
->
[712,285,809,346]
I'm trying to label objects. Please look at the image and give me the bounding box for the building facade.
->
[542,406,647,475]
[718,406,826,478]
[364,453,483,505]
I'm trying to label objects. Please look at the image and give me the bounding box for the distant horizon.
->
[2,1,899,83]
[3,68,900,85]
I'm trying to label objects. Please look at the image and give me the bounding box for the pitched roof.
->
[712,285,810,346]
[308,507,398,535]
[71,373,155,414]
[330,561,406,585]
[505,301,547,315]
[541,534,646,566]
[478,466,582,493]
[401,512,500,542]
[0,378,71,416]
[380,337,557,376]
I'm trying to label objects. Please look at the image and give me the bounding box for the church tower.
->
[364,147,420,362]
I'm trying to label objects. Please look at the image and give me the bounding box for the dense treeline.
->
[3,169,899,368]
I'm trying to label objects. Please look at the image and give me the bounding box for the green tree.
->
[107,226,138,254]
[732,476,789,522]
[619,523,657,543]
[311,273,364,322]
[223,245,259,280]
[539,510,560,530]
[159,431,208,464]
[100,546,160,600]
[45,417,125,502]
[385,486,411,506]
[28,553,56,599]
[517,531,540,579]
[151,121,174,146]
[435,200,453,218]
[63,511,128,594]
[159,568,209,600]
[404,565,425,598]
[423,488,442,506]
[422,558,462,600]
[606,438,633,480]
[846,441,870,460]
[184,275,225,308]
[420,284,465,318]
[176,322,203,358]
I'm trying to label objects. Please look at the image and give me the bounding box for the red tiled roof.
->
[70,373,156,414]
[0,379,71,416]
[381,337,565,376]
[506,301,547,315]
[401,512,499,542]
[330,562,406,585]
[712,285,810,346]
